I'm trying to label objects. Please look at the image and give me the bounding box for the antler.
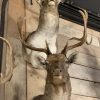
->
[17,17,52,55]
[22,41,49,54]
[66,9,88,52]
[0,37,13,85]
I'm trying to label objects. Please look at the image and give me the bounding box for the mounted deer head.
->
[0,37,13,85]
[21,8,88,54]
[37,44,77,85]
[36,0,64,7]
[21,8,88,70]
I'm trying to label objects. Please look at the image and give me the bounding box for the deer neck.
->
[37,6,59,33]
[44,75,71,100]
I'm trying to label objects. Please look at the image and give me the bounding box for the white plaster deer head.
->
[36,0,64,7]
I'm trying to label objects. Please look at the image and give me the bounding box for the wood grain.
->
[71,94,100,100]
[69,63,100,83]
[71,78,100,98]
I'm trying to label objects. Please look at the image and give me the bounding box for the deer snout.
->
[53,69,63,76]
[50,0,55,1]
[48,0,56,6]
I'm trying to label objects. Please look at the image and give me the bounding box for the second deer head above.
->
[22,8,88,67]
[36,0,64,7]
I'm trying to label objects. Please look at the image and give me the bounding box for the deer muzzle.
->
[48,0,55,6]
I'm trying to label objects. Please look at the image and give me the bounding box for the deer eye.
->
[40,61,46,65]
[40,60,49,66]
[45,60,49,65]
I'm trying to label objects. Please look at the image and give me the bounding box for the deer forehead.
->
[47,54,66,62]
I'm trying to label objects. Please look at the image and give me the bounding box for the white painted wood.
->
[75,53,100,69]
[69,64,100,83]
[71,94,100,100]
[90,36,99,47]
[71,78,100,98]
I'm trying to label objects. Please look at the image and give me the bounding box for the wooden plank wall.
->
[4,0,100,100]
[25,0,100,100]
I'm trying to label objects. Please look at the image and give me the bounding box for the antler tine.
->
[0,37,13,85]
[17,17,49,54]
[66,8,88,52]
[22,41,48,54]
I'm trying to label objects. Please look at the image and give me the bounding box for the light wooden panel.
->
[69,63,100,83]
[71,94,100,100]
[7,0,25,38]
[71,78,100,98]
[75,53,100,69]
[59,28,100,47]
[25,0,39,33]
[59,18,100,38]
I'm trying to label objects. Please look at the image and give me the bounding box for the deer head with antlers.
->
[31,9,89,100]
[22,8,88,56]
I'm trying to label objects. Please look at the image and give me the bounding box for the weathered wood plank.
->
[71,94,100,100]
[69,64,100,83]
[71,78,100,98]
[25,0,39,33]
[75,53,100,69]
[7,0,25,38]
[58,27,100,47]
[57,34,100,58]
[59,18,100,38]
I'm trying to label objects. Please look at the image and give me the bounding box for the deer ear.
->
[67,52,78,63]
[37,56,46,67]
[37,56,49,69]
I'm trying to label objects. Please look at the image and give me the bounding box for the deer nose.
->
[50,0,55,1]
[53,69,62,75]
